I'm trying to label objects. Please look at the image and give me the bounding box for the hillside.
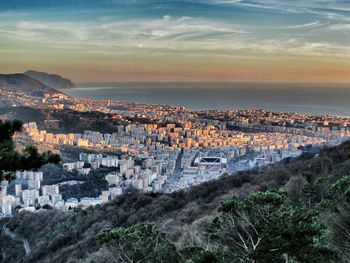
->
[0,73,63,97]
[24,70,75,90]
[1,141,350,262]
[0,106,123,133]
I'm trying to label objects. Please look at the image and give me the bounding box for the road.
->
[2,221,31,255]
[161,152,183,193]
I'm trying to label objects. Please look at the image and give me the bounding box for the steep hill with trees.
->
[0,106,123,133]
[0,141,349,262]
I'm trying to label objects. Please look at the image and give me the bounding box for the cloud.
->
[328,23,350,31]
[286,21,324,29]
[195,0,350,21]
[1,15,250,45]
[140,15,250,42]
[0,10,349,60]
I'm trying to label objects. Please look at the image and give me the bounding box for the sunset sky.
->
[1,0,350,83]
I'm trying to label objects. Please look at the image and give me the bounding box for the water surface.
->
[63,83,350,117]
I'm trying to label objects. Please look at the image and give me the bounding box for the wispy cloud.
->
[328,23,350,31]
[1,15,349,60]
[196,0,350,21]
[286,21,324,29]
[0,16,250,49]
[0,0,349,81]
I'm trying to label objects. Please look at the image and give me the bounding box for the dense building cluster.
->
[0,169,114,216]
[1,89,350,217]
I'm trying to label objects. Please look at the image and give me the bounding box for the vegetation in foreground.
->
[90,176,350,263]
[0,120,60,182]
[0,120,350,262]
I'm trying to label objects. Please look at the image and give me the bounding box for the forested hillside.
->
[0,106,123,133]
[1,141,350,262]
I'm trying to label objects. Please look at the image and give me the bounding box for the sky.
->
[0,0,350,83]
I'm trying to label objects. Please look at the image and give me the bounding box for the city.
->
[0,88,349,215]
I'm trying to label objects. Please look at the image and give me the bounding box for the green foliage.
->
[96,223,181,263]
[0,119,22,140]
[92,186,343,263]
[323,177,350,262]
[327,202,350,261]
[248,189,286,206]
[328,175,350,201]
[218,195,242,213]
[0,120,60,182]
[206,189,339,263]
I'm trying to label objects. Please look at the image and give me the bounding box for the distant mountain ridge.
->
[0,73,63,96]
[24,70,75,90]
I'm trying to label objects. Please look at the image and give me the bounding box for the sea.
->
[62,82,350,117]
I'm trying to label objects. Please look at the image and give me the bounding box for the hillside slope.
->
[0,106,122,133]
[24,70,75,90]
[0,73,63,96]
[0,141,350,262]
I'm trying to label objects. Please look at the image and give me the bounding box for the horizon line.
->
[75,81,350,85]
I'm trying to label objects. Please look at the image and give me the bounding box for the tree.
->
[328,175,350,200]
[96,223,181,263]
[206,191,286,262]
[302,183,316,208]
[0,120,60,182]
[205,190,337,263]
[328,202,350,261]
[326,176,350,262]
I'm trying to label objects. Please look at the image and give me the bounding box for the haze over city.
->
[1,0,350,82]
